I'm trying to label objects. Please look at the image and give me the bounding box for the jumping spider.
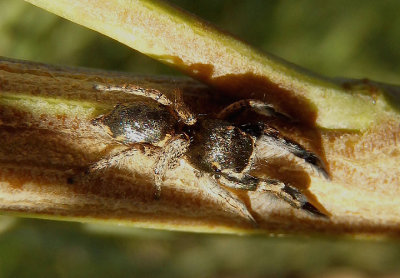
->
[89,83,329,224]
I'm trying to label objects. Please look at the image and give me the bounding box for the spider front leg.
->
[217,99,292,121]
[217,174,326,217]
[241,123,330,179]
[218,99,329,178]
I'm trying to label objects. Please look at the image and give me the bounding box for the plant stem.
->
[1,57,400,237]
[24,0,400,130]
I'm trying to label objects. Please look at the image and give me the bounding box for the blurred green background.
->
[1,0,400,277]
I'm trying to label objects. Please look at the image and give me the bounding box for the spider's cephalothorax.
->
[186,119,255,175]
[90,84,329,224]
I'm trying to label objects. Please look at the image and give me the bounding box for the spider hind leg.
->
[153,134,190,199]
[93,84,197,125]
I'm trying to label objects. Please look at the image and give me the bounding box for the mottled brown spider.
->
[89,83,329,224]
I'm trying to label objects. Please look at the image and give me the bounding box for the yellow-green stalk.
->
[24,0,400,130]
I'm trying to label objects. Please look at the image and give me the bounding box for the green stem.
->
[24,0,400,130]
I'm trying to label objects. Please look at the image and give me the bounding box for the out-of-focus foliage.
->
[0,0,399,277]
[1,219,400,278]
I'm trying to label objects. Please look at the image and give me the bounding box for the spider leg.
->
[172,89,197,125]
[262,126,329,179]
[87,144,148,173]
[218,174,326,217]
[217,99,291,121]
[199,174,257,226]
[218,99,329,178]
[240,123,330,179]
[93,84,196,125]
[94,83,172,105]
[153,134,190,199]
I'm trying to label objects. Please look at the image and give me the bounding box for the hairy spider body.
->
[93,101,177,145]
[90,84,329,224]
[186,119,255,175]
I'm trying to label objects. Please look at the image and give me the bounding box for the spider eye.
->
[213,167,221,173]
[211,162,222,173]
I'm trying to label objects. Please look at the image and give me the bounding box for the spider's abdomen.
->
[187,119,254,174]
[98,102,177,144]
